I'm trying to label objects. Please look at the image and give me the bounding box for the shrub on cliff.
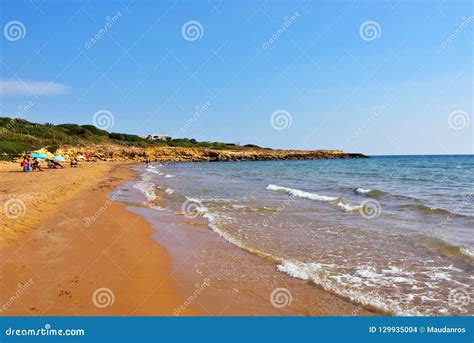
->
[0,116,261,155]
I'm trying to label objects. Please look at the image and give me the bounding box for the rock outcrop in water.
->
[54,145,368,162]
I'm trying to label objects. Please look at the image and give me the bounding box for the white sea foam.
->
[421,266,462,283]
[266,184,339,202]
[165,188,175,195]
[145,166,161,174]
[149,204,166,211]
[165,174,175,178]
[350,265,416,286]
[355,188,372,194]
[188,193,424,316]
[277,260,423,316]
[231,204,247,209]
[266,184,361,211]
[277,260,335,280]
[133,181,156,201]
[336,201,361,212]
[188,196,281,262]
[460,246,474,259]
[186,196,204,204]
[132,179,169,211]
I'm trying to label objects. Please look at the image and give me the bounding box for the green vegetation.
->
[0,117,260,156]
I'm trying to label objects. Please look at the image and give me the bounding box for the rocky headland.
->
[54,145,368,162]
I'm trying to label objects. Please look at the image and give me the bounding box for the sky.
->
[0,0,472,155]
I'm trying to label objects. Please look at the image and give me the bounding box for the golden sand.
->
[0,162,197,315]
[0,161,373,316]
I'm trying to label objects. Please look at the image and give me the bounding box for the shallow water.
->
[125,156,474,316]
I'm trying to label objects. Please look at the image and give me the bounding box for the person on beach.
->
[31,159,42,171]
[53,161,64,169]
[20,156,30,172]
[70,158,78,168]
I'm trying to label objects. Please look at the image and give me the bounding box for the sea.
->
[114,155,474,316]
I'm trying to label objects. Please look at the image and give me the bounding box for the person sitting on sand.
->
[47,159,56,169]
[20,156,30,172]
[70,158,78,168]
[31,159,42,172]
[53,161,64,169]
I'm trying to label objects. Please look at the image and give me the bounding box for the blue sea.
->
[126,155,473,316]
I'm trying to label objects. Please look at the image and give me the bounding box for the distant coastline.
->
[0,117,367,162]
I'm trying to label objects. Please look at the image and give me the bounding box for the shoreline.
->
[0,161,374,316]
[0,162,198,315]
[117,163,377,316]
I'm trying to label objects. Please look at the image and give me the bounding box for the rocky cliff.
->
[55,145,368,162]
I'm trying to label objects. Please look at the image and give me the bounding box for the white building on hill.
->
[147,133,171,141]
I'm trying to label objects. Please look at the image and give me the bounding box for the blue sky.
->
[0,0,472,155]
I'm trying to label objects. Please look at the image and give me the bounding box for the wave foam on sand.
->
[178,196,419,316]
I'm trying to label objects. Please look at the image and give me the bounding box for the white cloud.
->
[0,80,69,96]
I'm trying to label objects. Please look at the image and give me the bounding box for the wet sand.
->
[115,166,377,316]
[0,162,373,316]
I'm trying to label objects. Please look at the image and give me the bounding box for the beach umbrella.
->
[52,155,66,162]
[30,153,48,159]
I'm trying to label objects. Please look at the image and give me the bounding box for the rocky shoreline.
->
[54,145,368,162]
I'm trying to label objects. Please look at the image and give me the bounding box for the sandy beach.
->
[0,162,197,315]
[0,161,374,316]
[1,2,471,341]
